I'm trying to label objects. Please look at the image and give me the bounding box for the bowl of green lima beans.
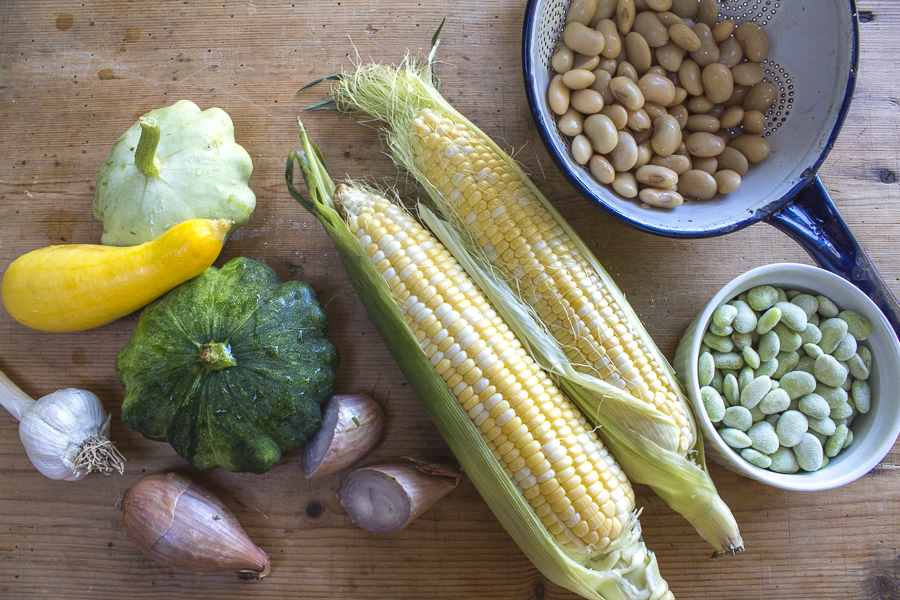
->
[674,263,900,491]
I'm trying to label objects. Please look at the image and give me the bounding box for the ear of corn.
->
[329,53,743,558]
[286,124,673,600]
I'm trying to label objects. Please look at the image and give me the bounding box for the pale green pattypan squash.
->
[93,99,256,246]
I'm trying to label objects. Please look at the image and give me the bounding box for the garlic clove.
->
[122,472,270,579]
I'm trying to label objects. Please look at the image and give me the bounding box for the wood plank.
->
[1,1,899,598]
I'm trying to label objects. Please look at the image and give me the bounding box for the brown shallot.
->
[301,393,384,478]
[121,472,270,579]
[338,461,461,534]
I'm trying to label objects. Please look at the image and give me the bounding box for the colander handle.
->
[765,177,900,342]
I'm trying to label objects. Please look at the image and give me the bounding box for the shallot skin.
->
[302,393,384,478]
[122,472,270,579]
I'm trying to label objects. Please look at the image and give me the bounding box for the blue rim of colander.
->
[522,0,860,239]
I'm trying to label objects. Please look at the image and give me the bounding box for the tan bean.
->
[669,104,689,128]
[631,127,652,145]
[567,0,600,25]
[633,12,670,47]
[589,154,616,184]
[638,74,676,106]
[690,23,720,66]
[719,105,744,129]
[627,108,653,131]
[640,187,684,208]
[678,169,718,200]
[563,68,597,90]
[732,62,766,86]
[670,0,699,18]
[558,107,586,137]
[702,63,734,104]
[743,82,777,113]
[692,155,718,174]
[584,113,620,153]
[571,134,594,164]
[548,74,571,115]
[735,22,770,61]
[677,59,704,96]
[643,102,668,120]
[669,23,701,52]
[729,133,771,163]
[712,19,735,42]
[674,141,689,156]
[612,171,639,197]
[608,130,639,171]
[742,109,767,134]
[609,76,645,110]
[617,0,636,34]
[616,60,640,82]
[589,68,615,103]
[717,146,749,176]
[573,53,602,71]
[598,57,618,73]
[697,0,719,27]
[636,164,679,187]
[646,0,673,10]
[625,32,653,74]
[601,104,629,129]
[717,37,744,69]
[708,105,724,119]
[723,84,750,108]
[571,88,606,114]
[685,131,725,157]
[687,94,715,114]
[714,128,732,141]
[669,86,689,107]
[646,65,668,77]
[634,140,654,168]
[596,19,623,59]
[592,0,618,24]
[686,113,721,133]
[649,153,691,174]
[551,43,575,74]
[652,114,683,157]
[656,11,684,27]
[656,40,685,72]
[714,169,742,194]
[564,22,607,56]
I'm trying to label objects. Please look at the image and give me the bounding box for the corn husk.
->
[326,50,742,557]
[285,124,672,600]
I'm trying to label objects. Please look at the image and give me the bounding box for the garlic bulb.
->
[0,369,125,481]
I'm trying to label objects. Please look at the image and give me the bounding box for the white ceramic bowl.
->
[673,263,900,491]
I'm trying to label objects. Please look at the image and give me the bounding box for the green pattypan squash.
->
[116,257,340,474]
[94,99,256,246]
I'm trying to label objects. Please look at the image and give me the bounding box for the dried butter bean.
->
[616,60,640,82]
[748,420,779,454]
[625,32,653,73]
[633,11,669,47]
[719,106,744,129]
[677,169,718,200]
[656,40,685,72]
[571,134,594,164]
[649,154,690,176]
[589,154,616,184]
[697,0,718,26]
[720,428,752,449]
[589,68,615,103]
[600,104,629,129]
[573,53,602,71]
[669,0,699,17]
[819,318,849,354]
[597,19,624,58]
[643,102,668,121]
[742,110,767,135]
[669,23,701,52]
[639,187,684,208]
[851,379,870,414]
[567,0,600,25]
[686,113,721,133]
[677,60,704,97]
[701,63,734,104]
[609,76,645,110]
[735,22,770,62]
[651,114,683,157]
[548,75,571,115]
[794,433,824,471]
[558,107,585,137]
[769,447,799,473]
[647,0,673,9]
[743,82,777,113]
[714,170,741,194]
[638,74,676,105]
[626,107,652,131]
[552,43,576,73]
[562,68,597,90]
[635,164,678,187]
[799,393,830,419]
[838,310,871,341]
[717,37,745,69]
[687,94,715,114]
[731,62,766,87]
[564,22,607,56]
[717,146,749,177]
[593,0,618,23]
[741,448,772,469]
[690,23,719,66]
[729,134,770,163]
[712,19,735,43]
[585,114,619,154]
[609,131,639,171]
[611,171,639,197]
[617,0,636,34]
[571,88,605,114]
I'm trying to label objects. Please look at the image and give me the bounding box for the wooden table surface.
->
[1,1,898,598]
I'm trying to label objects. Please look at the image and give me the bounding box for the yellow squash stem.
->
[328,52,743,557]
[286,125,673,600]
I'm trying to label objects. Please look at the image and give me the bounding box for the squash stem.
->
[135,116,162,178]
[199,342,237,371]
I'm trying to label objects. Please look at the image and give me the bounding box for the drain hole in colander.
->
[719,0,780,26]
[761,59,794,136]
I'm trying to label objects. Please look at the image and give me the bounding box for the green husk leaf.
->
[285,122,672,600]
[328,52,743,557]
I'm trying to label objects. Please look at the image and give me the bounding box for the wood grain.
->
[1,1,899,599]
